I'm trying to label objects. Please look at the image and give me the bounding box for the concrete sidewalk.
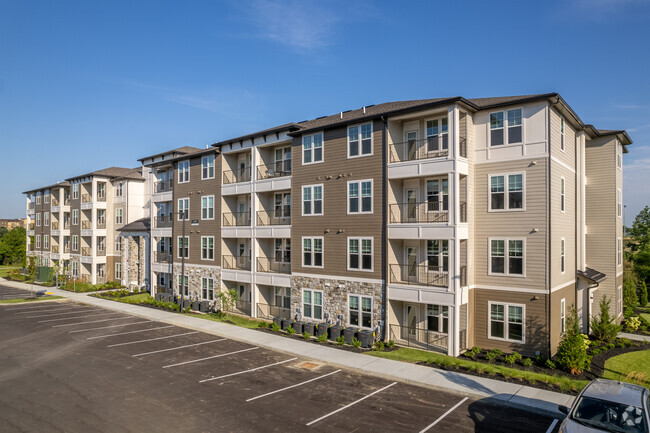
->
[1,278,574,417]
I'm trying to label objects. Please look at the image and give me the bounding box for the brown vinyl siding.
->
[291,119,384,279]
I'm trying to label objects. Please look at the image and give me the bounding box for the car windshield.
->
[571,396,646,433]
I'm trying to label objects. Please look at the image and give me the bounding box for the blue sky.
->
[1,0,648,224]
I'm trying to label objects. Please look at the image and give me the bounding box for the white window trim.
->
[618,286,623,315]
[301,184,323,216]
[560,298,566,334]
[488,237,526,277]
[488,107,524,147]
[347,179,373,215]
[72,235,78,251]
[44,235,49,249]
[178,198,189,221]
[348,294,373,329]
[488,301,526,343]
[347,237,373,272]
[178,160,190,183]
[302,288,324,321]
[36,213,41,226]
[302,236,324,269]
[560,237,566,274]
[302,131,324,165]
[177,236,189,260]
[347,122,373,159]
[487,172,526,212]
[115,208,123,224]
[201,236,214,261]
[560,118,565,152]
[201,195,215,220]
[618,237,622,267]
[560,177,566,213]
[72,210,78,226]
[617,143,623,170]
[72,184,79,199]
[201,155,215,180]
[115,263,122,280]
[617,189,622,218]
[35,235,41,248]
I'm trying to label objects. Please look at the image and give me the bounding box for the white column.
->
[250,145,260,318]
[124,235,130,287]
[145,234,151,292]
[448,105,460,160]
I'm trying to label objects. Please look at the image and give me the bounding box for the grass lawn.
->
[0,266,20,278]
[366,347,589,392]
[193,312,268,329]
[0,296,64,304]
[602,350,650,386]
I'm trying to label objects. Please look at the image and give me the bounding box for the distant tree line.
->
[0,226,26,266]
[624,206,650,307]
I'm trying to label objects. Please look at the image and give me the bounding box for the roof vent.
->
[363,106,366,114]
[340,112,343,119]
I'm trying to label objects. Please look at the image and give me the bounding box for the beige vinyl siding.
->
[291,119,384,279]
[550,163,576,287]
[550,108,576,167]
[549,283,575,354]
[474,158,547,290]
[466,111,476,288]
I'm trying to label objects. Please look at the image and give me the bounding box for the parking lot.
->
[0,299,563,432]
[0,284,42,301]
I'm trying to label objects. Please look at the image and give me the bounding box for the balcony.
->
[154,252,173,263]
[389,324,448,353]
[97,192,106,202]
[96,219,106,229]
[256,210,290,226]
[223,167,251,185]
[223,212,251,227]
[389,137,449,163]
[64,197,70,205]
[81,193,92,203]
[257,303,290,320]
[64,245,70,253]
[96,275,106,284]
[64,222,70,229]
[223,255,251,271]
[82,247,92,257]
[155,179,173,193]
[82,220,92,230]
[154,216,173,228]
[29,223,35,230]
[256,257,290,274]
[389,201,448,224]
[28,203,35,210]
[97,247,106,257]
[51,245,59,253]
[256,161,291,180]
[224,299,251,316]
[389,264,448,288]
[51,221,59,230]
[51,197,59,206]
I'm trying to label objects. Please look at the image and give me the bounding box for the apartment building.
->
[0,219,26,229]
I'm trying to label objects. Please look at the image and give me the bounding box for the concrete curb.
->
[1,278,573,418]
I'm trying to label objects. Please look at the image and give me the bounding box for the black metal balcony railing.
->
[256,257,290,274]
[82,220,92,230]
[81,193,92,203]
[28,203,35,209]
[154,216,173,228]
[257,303,291,320]
[389,264,449,288]
[81,247,92,257]
[223,212,251,227]
[223,299,251,316]
[223,166,251,184]
[256,209,290,226]
[389,201,449,224]
[155,179,173,193]
[256,161,291,180]
[154,252,173,263]
[389,137,449,163]
[389,324,448,352]
[222,255,251,271]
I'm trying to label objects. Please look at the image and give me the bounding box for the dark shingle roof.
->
[138,146,203,162]
[23,181,70,195]
[66,167,142,182]
[213,123,302,147]
[577,267,607,284]
[117,217,150,233]
[466,93,558,108]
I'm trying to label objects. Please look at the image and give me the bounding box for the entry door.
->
[406,247,418,282]
[406,131,417,160]
[406,304,418,337]
[406,189,418,222]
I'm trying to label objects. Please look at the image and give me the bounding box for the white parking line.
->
[545,419,559,433]
[26,309,96,318]
[107,331,198,348]
[86,325,175,340]
[52,316,133,328]
[417,396,469,433]
[14,306,78,313]
[38,312,120,323]
[132,338,226,356]
[199,357,298,383]
[305,382,398,426]
[246,369,341,402]
[162,347,259,369]
[69,321,152,333]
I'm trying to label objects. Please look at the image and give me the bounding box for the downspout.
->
[547,97,560,357]
[381,116,388,342]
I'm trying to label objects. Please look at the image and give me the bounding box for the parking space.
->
[1,301,562,432]
[0,284,41,300]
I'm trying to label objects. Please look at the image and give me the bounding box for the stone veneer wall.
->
[291,275,383,329]
[122,236,148,291]
[172,264,221,300]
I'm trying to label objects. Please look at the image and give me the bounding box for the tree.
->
[556,306,591,374]
[628,206,650,253]
[0,227,26,265]
[623,276,638,308]
[0,226,8,239]
[590,295,622,342]
[634,246,650,286]
[639,281,648,308]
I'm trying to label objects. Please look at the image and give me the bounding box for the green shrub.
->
[485,349,503,362]
[317,334,327,343]
[387,340,395,349]
[522,358,533,367]
[352,338,362,348]
[590,295,622,343]
[607,343,615,349]
[463,346,481,359]
[624,277,639,308]
[556,307,591,374]
[373,341,384,351]
[302,331,311,340]
[624,306,635,319]
[286,326,296,335]
[545,359,556,369]
[336,336,345,346]
[504,354,518,365]
[625,316,641,331]
[271,322,281,332]
[639,281,648,308]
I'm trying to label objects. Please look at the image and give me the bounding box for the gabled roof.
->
[23,181,70,195]
[577,267,607,284]
[65,167,142,182]
[149,146,219,167]
[117,217,150,233]
[212,122,302,147]
[137,146,202,162]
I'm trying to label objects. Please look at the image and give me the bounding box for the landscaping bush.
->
[317,334,327,343]
[625,316,641,332]
[485,349,503,362]
[591,295,622,343]
[302,331,311,340]
[373,341,384,351]
[556,307,591,374]
[522,358,533,367]
[387,340,395,349]
[545,359,556,369]
[336,336,345,346]
[286,325,296,335]
[624,277,639,308]
[271,322,280,332]
[639,281,648,308]
[463,346,481,359]
[504,352,522,365]
[624,306,635,319]
[352,338,362,348]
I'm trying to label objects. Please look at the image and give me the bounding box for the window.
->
[115,208,123,224]
[490,239,524,276]
[44,212,49,227]
[201,236,214,260]
[302,132,323,164]
[618,238,622,266]
[560,177,566,213]
[202,196,214,220]
[303,289,323,320]
[178,198,189,220]
[178,236,189,259]
[115,263,122,280]
[202,155,214,179]
[97,209,106,226]
[490,108,522,146]
[178,160,190,183]
[348,123,372,157]
[489,174,524,210]
[348,238,372,271]
[35,235,41,248]
[72,261,78,276]
[72,235,78,251]
[36,194,41,205]
[617,189,622,218]
[489,302,524,342]
[303,237,323,268]
[115,182,123,197]
[44,235,49,249]
[348,180,372,214]
[427,304,449,333]
[202,278,214,300]
[426,117,448,153]
[178,275,189,296]
[274,239,291,263]
[274,192,291,218]
[560,298,566,334]
[72,210,78,226]
[427,179,448,212]
[274,147,292,174]
[302,185,323,216]
[72,184,79,199]
[617,143,623,169]
[560,118,565,151]
[97,183,105,199]
[274,287,291,309]
[561,238,566,273]
[36,213,41,226]
[44,190,50,203]
[427,240,448,272]
[349,295,372,328]
[115,237,122,252]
